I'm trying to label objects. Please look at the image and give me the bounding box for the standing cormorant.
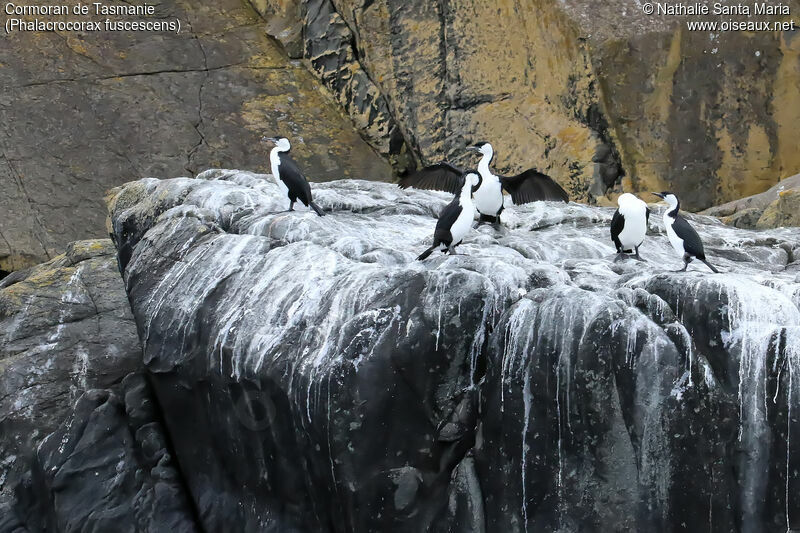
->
[264,136,325,216]
[417,172,481,260]
[652,192,719,273]
[399,142,568,225]
[610,193,650,260]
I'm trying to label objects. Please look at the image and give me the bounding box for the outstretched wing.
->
[499,169,569,204]
[399,162,464,195]
[610,209,624,251]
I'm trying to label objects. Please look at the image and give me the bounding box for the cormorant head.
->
[261,136,291,151]
[652,191,678,207]
[466,142,493,157]
[617,192,642,207]
[464,171,482,194]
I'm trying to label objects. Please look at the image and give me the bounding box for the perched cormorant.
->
[652,192,719,273]
[399,142,568,225]
[610,193,650,260]
[417,172,481,260]
[263,136,325,216]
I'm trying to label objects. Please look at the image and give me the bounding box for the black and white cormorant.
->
[264,136,325,216]
[399,142,569,224]
[652,192,719,273]
[417,172,481,260]
[610,193,650,260]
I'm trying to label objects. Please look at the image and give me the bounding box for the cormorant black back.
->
[417,172,480,261]
[652,192,719,273]
[263,136,325,216]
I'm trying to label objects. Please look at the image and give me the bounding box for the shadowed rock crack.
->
[13,62,269,89]
[185,34,209,177]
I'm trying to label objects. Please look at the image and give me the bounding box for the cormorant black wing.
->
[673,215,706,259]
[399,162,464,195]
[434,197,463,242]
[277,154,313,205]
[610,209,624,251]
[498,169,569,204]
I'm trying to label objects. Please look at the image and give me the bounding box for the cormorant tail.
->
[417,245,437,261]
[701,259,719,274]
[310,202,326,216]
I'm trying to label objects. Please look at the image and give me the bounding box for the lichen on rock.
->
[256,0,800,210]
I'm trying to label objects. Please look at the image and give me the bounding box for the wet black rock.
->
[3,374,198,532]
[5,172,800,531]
[0,240,142,504]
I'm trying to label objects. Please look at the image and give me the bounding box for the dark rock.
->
[5,172,799,530]
[0,240,142,502]
[4,374,199,532]
[252,0,414,173]
[591,142,624,196]
[725,207,768,230]
[91,172,798,531]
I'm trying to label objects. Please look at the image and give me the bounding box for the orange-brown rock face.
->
[0,0,392,273]
[259,0,800,210]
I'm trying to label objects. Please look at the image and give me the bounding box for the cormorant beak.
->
[651,192,665,199]
[261,136,277,144]
[465,146,481,153]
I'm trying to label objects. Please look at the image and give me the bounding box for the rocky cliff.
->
[0,240,142,504]
[4,0,800,276]
[5,172,799,531]
[0,0,391,274]
[253,0,800,209]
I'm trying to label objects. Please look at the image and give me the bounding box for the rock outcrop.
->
[1,374,198,532]
[703,173,800,229]
[254,0,800,209]
[0,240,142,504]
[757,189,800,229]
[0,0,391,273]
[247,0,414,173]
[29,171,789,531]
[4,172,800,530]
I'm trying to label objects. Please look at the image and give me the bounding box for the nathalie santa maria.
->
[656,2,790,15]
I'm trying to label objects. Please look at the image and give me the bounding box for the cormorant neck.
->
[477,150,494,179]
[666,200,679,218]
[460,182,474,203]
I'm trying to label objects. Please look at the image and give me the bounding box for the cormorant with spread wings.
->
[399,142,568,224]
